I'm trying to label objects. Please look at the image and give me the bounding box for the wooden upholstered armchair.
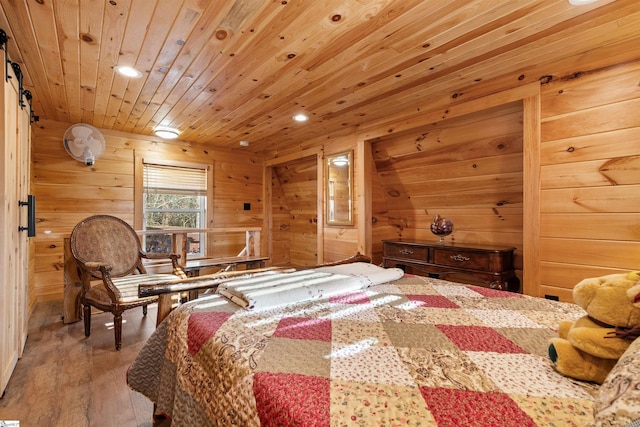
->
[70,215,186,350]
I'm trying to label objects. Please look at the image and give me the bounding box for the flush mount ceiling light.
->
[114,65,143,78]
[292,113,309,122]
[568,0,598,4]
[154,126,180,139]
[239,140,250,147]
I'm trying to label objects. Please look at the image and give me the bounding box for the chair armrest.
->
[140,251,181,260]
[76,261,119,301]
[84,261,113,272]
[140,251,186,279]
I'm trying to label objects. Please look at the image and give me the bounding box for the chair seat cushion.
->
[86,273,181,306]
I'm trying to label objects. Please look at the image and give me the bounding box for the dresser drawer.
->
[433,248,489,271]
[382,239,519,292]
[384,243,428,262]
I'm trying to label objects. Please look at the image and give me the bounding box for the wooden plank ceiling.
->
[0,0,633,155]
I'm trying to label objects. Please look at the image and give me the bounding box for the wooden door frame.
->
[264,147,324,265]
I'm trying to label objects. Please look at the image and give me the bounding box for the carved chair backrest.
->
[70,215,144,279]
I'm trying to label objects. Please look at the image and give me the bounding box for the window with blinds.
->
[142,162,208,258]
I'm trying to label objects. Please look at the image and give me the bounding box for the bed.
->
[127,263,640,426]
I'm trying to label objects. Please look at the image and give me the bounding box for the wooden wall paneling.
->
[543,156,640,189]
[34,251,63,275]
[207,234,247,258]
[522,94,541,297]
[541,99,640,142]
[540,185,640,213]
[34,184,134,202]
[538,285,574,303]
[316,152,324,265]
[537,58,640,298]
[265,146,323,267]
[540,59,640,120]
[262,165,273,264]
[272,155,318,267]
[541,213,640,242]
[323,228,359,262]
[540,238,640,270]
[390,173,524,205]
[269,166,290,266]
[34,166,134,187]
[133,152,144,229]
[360,83,539,142]
[288,214,318,266]
[540,127,640,167]
[356,137,372,259]
[372,103,523,167]
[34,271,70,302]
[376,152,524,185]
[370,153,394,265]
[540,261,633,290]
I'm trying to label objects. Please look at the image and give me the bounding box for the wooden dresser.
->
[382,239,520,292]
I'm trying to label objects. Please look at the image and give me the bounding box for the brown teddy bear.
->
[548,271,640,384]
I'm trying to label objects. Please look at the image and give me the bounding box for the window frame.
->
[134,153,214,259]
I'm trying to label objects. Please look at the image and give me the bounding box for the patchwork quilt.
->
[127,274,599,426]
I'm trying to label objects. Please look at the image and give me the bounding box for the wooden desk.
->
[382,239,520,292]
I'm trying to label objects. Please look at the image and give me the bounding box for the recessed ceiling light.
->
[114,65,143,78]
[568,0,597,5]
[292,113,309,122]
[154,126,180,139]
[239,140,250,147]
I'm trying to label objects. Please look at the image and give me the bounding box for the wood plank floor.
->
[0,301,159,426]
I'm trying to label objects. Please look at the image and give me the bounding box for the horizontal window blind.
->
[143,163,207,195]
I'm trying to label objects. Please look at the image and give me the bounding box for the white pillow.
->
[311,262,405,287]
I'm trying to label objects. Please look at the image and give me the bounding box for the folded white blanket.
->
[216,263,405,310]
[216,269,364,310]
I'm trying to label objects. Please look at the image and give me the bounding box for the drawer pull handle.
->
[450,254,470,262]
[399,249,414,255]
